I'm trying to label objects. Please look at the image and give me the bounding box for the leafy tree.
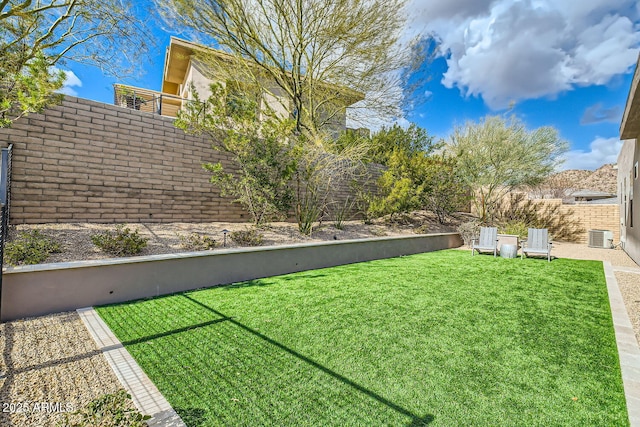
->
[368,149,423,219]
[369,123,441,165]
[155,0,415,138]
[447,115,568,223]
[1,0,150,127]
[368,149,469,224]
[176,83,297,226]
[421,155,470,224]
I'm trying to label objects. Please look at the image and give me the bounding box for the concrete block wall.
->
[470,194,620,244]
[0,96,250,223]
[560,203,620,244]
[536,199,620,244]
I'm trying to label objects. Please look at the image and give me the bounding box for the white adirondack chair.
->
[520,228,553,262]
[471,226,498,257]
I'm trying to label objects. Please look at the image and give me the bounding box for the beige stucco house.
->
[619,54,640,266]
[114,37,363,135]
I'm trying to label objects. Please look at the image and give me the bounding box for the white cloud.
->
[406,0,640,109]
[54,69,82,97]
[561,136,623,170]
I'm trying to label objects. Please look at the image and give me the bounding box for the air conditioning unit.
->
[588,230,614,249]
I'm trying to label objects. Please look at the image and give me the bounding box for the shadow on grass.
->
[223,273,328,290]
[174,407,207,426]
[179,294,434,426]
[105,290,435,425]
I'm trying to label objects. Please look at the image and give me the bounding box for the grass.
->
[96,250,628,426]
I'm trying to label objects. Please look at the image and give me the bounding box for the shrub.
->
[230,228,264,246]
[61,389,150,427]
[4,230,61,266]
[179,232,217,251]
[91,225,148,256]
[499,220,529,239]
[457,221,480,247]
[354,188,377,224]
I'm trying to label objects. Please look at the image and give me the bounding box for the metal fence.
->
[113,85,186,118]
[113,85,206,119]
[0,144,13,320]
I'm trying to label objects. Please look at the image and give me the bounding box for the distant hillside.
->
[555,164,617,194]
[528,164,617,200]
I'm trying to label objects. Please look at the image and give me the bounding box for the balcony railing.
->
[113,84,187,118]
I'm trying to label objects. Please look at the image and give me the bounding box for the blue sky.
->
[61,0,640,171]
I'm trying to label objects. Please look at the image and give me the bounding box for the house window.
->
[119,94,143,110]
[635,162,638,180]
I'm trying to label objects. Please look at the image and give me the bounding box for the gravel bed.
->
[616,272,640,345]
[0,311,130,426]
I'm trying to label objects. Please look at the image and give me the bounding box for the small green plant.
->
[457,221,480,247]
[60,389,151,427]
[230,228,264,246]
[414,224,431,234]
[4,230,61,265]
[296,187,324,235]
[499,220,529,239]
[179,232,217,251]
[91,225,148,256]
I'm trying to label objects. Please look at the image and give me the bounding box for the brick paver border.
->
[604,261,640,426]
[77,307,185,427]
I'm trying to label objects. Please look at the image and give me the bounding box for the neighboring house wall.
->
[260,86,290,121]
[183,60,214,101]
[618,139,639,265]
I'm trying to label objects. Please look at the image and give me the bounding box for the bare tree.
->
[155,0,414,139]
[1,0,151,127]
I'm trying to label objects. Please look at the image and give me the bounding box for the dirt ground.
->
[9,210,466,264]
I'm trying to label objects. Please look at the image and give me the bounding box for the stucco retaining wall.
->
[0,233,462,321]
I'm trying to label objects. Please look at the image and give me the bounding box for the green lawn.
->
[96,250,628,426]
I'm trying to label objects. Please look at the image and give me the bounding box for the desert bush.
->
[494,193,584,242]
[61,389,150,427]
[499,220,529,239]
[91,225,148,256]
[296,186,324,235]
[230,228,264,246]
[4,230,61,266]
[354,187,378,224]
[457,221,480,247]
[414,224,431,234]
[179,233,217,251]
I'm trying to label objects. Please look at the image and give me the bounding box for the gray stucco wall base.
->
[1,233,462,321]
